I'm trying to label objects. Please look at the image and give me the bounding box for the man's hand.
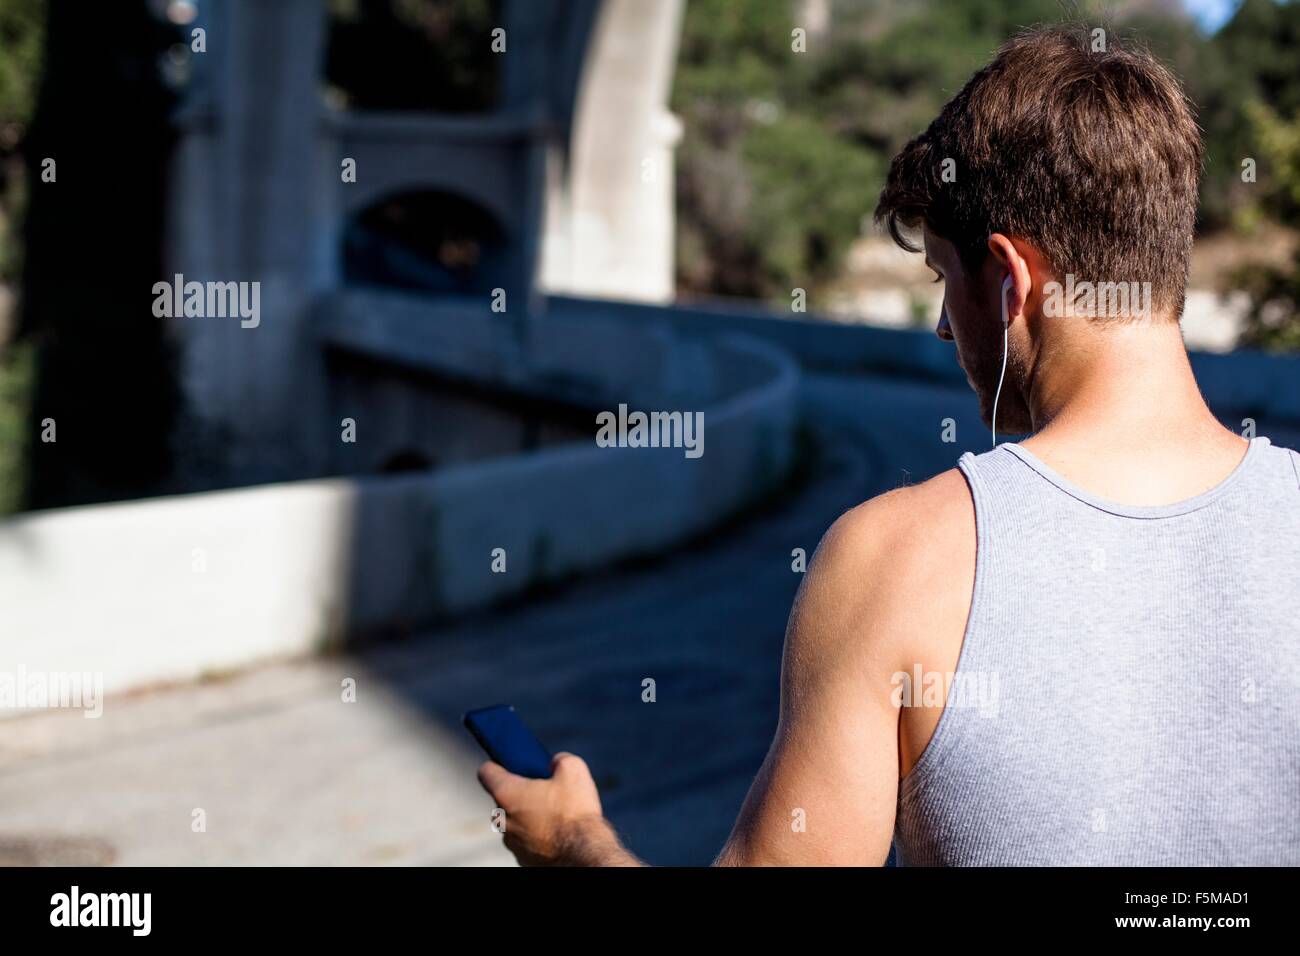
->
[476,752,642,866]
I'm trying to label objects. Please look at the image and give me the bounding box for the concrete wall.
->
[324,352,590,476]
[0,330,797,700]
[554,295,1300,424]
[318,288,727,412]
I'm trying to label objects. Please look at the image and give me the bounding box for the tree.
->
[1235,100,1300,351]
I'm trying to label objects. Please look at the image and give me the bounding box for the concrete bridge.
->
[5,0,1300,865]
[169,0,684,483]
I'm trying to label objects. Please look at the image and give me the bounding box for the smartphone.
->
[462,704,553,779]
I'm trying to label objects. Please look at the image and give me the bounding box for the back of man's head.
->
[875,25,1203,321]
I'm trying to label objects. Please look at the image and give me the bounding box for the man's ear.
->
[987,233,1034,319]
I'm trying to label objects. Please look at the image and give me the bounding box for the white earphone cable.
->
[992,277,1011,448]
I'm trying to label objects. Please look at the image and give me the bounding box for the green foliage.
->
[1199,0,1300,229]
[0,0,42,513]
[743,114,882,297]
[673,0,880,302]
[811,0,1070,153]
[1236,101,1300,351]
[0,340,31,512]
[1207,1,1300,350]
[0,0,43,130]
[0,0,43,283]
[1245,99,1300,218]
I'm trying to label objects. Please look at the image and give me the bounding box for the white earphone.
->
[991,274,1012,449]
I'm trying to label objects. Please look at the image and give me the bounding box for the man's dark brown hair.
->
[875,25,1203,319]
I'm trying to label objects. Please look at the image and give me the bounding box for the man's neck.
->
[1028,319,1216,439]
[1018,318,1247,504]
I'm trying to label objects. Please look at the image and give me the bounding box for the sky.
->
[1182,0,1242,32]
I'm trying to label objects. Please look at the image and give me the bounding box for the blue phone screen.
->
[463,705,553,779]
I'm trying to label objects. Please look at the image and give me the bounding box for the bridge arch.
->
[341,187,510,294]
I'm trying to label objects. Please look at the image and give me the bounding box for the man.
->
[477,26,1300,866]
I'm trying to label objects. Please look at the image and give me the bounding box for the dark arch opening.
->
[342,189,509,294]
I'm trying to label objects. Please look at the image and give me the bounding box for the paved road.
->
[2,373,1295,865]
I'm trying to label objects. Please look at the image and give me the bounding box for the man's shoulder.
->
[790,466,976,686]
[818,467,973,577]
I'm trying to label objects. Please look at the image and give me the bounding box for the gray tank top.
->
[893,436,1300,865]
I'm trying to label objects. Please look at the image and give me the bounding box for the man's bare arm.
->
[477,470,972,866]
[711,489,933,866]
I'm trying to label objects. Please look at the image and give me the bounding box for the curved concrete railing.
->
[558,294,1300,423]
[0,298,798,702]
